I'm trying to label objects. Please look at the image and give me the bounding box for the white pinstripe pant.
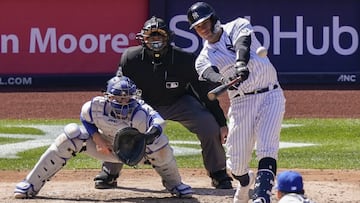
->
[225,88,286,176]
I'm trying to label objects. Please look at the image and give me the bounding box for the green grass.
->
[278,119,360,169]
[0,126,44,135]
[0,118,359,170]
[0,137,31,144]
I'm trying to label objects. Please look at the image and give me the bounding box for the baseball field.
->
[0,88,359,203]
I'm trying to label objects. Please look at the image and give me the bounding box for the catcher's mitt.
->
[113,127,146,166]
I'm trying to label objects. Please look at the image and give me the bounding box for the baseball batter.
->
[13,76,193,199]
[187,2,286,203]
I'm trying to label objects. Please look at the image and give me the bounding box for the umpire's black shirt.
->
[117,45,227,127]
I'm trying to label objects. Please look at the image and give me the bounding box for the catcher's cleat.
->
[14,192,28,199]
[210,169,233,189]
[94,171,119,189]
[14,180,37,199]
[168,182,194,198]
[233,170,255,203]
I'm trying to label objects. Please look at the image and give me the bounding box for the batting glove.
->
[235,61,250,82]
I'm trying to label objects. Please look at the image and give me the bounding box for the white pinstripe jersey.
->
[195,17,279,99]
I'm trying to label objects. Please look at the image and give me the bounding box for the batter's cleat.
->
[253,197,268,203]
[94,171,119,189]
[233,170,255,203]
[210,169,233,189]
[168,182,194,198]
[14,180,37,199]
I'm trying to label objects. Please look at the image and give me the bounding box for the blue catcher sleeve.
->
[80,117,98,136]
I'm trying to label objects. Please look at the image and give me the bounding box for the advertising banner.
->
[0,0,148,88]
[1,0,359,88]
[152,0,359,85]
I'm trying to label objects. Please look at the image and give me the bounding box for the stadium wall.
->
[0,0,358,90]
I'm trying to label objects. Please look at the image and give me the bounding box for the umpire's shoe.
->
[94,171,119,189]
[210,169,233,189]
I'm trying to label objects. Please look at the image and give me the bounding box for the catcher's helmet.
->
[105,76,140,119]
[187,2,219,29]
[137,16,172,52]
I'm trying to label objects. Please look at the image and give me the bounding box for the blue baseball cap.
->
[276,170,304,193]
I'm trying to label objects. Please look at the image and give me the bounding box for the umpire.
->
[93,16,232,189]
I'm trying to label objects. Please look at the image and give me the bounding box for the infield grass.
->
[0,118,359,170]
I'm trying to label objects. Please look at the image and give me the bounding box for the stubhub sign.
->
[161,0,359,85]
[169,15,358,56]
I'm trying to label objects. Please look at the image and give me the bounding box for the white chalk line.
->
[0,124,314,158]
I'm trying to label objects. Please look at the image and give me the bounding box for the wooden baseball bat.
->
[207,76,243,101]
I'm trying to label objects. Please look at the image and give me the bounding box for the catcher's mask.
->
[105,76,141,119]
[136,16,173,62]
[113,127,146,166]
[187,2,221,33]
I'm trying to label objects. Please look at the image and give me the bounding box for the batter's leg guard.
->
[14,123,87,199]
[94,162,123,189]
[210,169,233,189]
[252,169,275,203]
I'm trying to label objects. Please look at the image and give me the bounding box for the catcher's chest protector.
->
[90,98,148,142]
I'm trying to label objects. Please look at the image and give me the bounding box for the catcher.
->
[13,76,193,199]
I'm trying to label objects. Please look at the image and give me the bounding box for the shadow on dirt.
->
[32,186,235,202]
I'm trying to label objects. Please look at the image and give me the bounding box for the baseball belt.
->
[234,84,278,98]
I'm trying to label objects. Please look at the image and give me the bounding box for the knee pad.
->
[54,123,88,158]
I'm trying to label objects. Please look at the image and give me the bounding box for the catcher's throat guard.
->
[113,127,146,166]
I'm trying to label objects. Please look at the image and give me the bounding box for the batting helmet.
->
[105,76,140,119]
[187,2,219,30]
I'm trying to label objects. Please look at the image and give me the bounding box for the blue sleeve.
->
[80,117,98,136]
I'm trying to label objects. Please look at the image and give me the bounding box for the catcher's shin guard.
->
[147,144,193,197]
[150,145,181,187]
[252,169,275,203]
[14,123,87,198]
[14,147,68,198]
